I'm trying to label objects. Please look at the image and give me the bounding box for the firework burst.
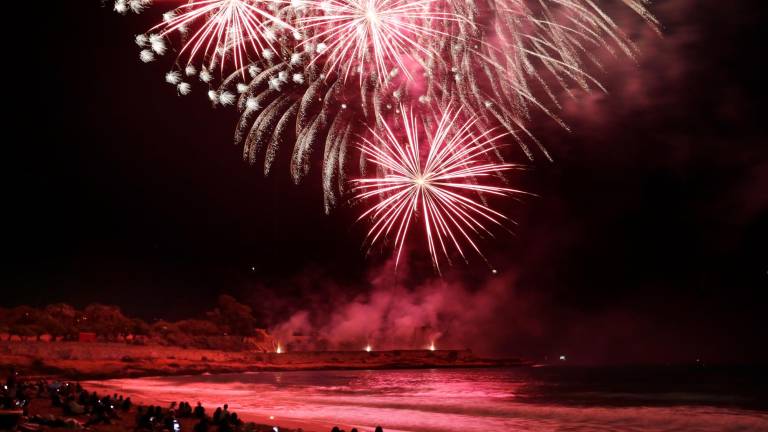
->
[109,0,659,269]
[354,105,526,271]
[117,1,658,194]
[148,0,295,73]
[296,0,462,83]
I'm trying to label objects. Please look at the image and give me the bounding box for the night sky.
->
[4,1,766,363]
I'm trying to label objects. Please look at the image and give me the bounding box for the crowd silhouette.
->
[2,368,387,432]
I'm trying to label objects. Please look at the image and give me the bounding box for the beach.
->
[83,367,768,432]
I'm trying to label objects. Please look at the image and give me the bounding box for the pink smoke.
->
[269,260,543,354]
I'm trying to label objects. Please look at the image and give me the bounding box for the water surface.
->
[85,366,768,432]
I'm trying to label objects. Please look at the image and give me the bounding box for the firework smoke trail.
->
[353,105,525,271]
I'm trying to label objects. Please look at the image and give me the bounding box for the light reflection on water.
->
[85,368,768,432]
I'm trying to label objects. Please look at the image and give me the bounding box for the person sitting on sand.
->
[218,418,234,432]
[229,412,242,427]
[193,417,210,432]
[135,406,146,428]
[85,401,113,426]
[165,409,181,431]
[50,389,64,407]
[65,396,86,415]
[136,405,159,431]
[6,368,18,389]
[154,405,165,424]
[78,389,89,407]
[140,405,156,428]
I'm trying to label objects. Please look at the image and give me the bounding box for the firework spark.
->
[296,0,462,83]
[149,0,295,72]
[354,105,525,271]
[111,0,659,230]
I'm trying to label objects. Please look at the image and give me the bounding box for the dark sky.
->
[3,1,767,363]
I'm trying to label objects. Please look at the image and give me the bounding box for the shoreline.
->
[1,341,527,381]
[14,384,322,432]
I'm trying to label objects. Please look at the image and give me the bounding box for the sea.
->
[84,366,768,432]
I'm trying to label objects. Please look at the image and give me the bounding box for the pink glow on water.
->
[84,370,768,432]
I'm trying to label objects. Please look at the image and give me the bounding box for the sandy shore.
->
[25,393,321,432]
[1,342,522,380]
[3,342,522,431]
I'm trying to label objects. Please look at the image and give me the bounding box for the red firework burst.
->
[297,0,461,83]
[354,105,526,271]
[151,0,294,72]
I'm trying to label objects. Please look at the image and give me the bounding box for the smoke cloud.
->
[268,260,545,355]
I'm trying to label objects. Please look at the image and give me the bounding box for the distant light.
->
[429,343,436,351]
[250,266,256,271]
[365,345,372,352]
[491,269,498,274]
[559,355,566,361]
[273,427,279,432]
[276,345,283,354]
[269,415,275,420]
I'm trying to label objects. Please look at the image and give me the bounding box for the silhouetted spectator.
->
[165,409,180,431]
[219,419,234,432]
[6,368,18,389]
[135,406,146,427]
[153,405,165,424]
[230,412,242,427]
[85,402,112,426]
[193,417,210,432]
[375,427,384,432]
[78,390,88,406]
[194,401,205,418]
[65,396,86,415]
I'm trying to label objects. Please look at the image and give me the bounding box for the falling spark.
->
[353,105,526,271]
